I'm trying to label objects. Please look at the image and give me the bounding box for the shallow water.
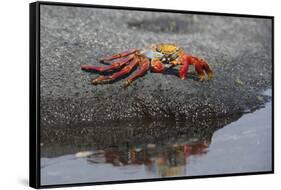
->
[41,90,272,185]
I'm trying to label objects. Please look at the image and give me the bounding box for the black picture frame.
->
[30,1,274,188]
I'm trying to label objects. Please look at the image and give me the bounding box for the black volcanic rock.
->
[40,5,272,128]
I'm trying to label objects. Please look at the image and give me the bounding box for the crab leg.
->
[124,58,149,87]
[81,54,135,72]
[194,63,206,81]
[179,54,189,80]
[179,53,213,81]
[202,61,214,79]
[192,57,214,81]
[92,58,139,85]
[99,49,139,63]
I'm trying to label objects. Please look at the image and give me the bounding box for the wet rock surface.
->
[40,5,272,128]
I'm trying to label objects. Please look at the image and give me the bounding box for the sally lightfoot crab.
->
[81,44,214,87]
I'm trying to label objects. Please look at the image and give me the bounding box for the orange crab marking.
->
[81,43,214,87]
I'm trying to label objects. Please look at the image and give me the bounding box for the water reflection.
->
[41,114,241,178]
[85,137,211,177]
